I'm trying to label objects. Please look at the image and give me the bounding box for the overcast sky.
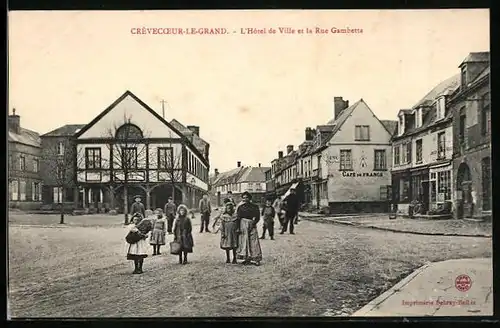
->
[8,9,489,173]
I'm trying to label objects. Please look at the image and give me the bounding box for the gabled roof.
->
[169,119,209,159]
[380,120,398,136]
[73,90,209,167]
[392,75,461,140]
[42,124,86,137]
[412,74,461,109]
[238,166,270,183]
[8,127,41,148]
[212,167,246,186]
[305,99,370,156]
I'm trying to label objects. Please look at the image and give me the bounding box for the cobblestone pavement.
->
[8,212,492,317]
[300,213,492,237]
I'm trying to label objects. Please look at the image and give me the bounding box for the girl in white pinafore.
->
[125,214,151,274]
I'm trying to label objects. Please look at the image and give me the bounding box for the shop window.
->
[400,178,410,202]
[437,171,451,201]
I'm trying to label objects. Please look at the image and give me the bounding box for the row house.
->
[211,162,269,206]
[391,74,460,216]
[451,52,490,220]
[268,97,396,214]
[40,90,210,212]
[8,109,43,210]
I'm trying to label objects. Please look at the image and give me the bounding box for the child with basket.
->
[125,213,153,274]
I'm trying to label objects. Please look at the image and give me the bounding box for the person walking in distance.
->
[272,196,284,229]
[130,195,146,219]
[280,188,299,235]
[225,191,236,206]
[260,198,276,240]
[199,194,212,233]
[164,197,177,234]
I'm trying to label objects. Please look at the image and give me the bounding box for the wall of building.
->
[324,144,392,203]
[8,141,43,209]
[451,81,491,218]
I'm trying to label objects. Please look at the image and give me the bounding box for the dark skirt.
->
[176,233,194,253]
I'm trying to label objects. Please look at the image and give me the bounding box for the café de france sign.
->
[341,171,384,177]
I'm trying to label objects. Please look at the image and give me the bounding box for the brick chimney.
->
[214,168,219,176]
[187,125,200,136]
[286,145,294,154]
[8,108,21,134]
[334,97,349,120]
[278,151,283,158]
[305,127,314,141]
[258,163,261,167]
[237,161,241,168]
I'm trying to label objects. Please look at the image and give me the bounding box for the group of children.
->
[125,195,296,274]
[125,205,194,274]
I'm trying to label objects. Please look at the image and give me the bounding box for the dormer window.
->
[461,66,467,89]
[436,97,446,121]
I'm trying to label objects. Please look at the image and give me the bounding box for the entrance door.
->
[421,181,430,214]
[461,182,473,218]
[456,163,472,219]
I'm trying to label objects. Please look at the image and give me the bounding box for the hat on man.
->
[134,195,142,201]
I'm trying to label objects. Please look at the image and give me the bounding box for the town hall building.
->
[40,90,210,213]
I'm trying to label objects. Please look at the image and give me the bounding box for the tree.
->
[150,131,183,202]
[104,115,149,225]
[41,138,85,224]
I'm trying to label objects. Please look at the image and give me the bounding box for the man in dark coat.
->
[280,188,299,235]
[164,197,177,234]
[130,195,146,218]
[199,193,212,233]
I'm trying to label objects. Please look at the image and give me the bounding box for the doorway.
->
[421,180,430,213]
[456,163,473,219]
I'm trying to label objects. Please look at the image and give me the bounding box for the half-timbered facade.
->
[70,90,209,212]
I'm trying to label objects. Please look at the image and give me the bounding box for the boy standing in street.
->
[260,198,276,240]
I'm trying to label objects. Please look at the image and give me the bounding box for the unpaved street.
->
[8,213,492,317]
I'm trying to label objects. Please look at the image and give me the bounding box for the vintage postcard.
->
[7,9,492,318]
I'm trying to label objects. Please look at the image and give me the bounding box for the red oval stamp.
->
[455,274,472,292]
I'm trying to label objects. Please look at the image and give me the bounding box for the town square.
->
[7,9,492,318]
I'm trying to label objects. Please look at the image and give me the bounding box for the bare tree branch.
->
[41,137,85,223]
[101,114,150,224]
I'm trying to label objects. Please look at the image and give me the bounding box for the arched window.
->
[115,123,143,139]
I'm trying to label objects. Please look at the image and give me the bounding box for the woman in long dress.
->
[172,204,194,264]
[126,213,151,274]
[236,191,262,266]
[220,200,240,263]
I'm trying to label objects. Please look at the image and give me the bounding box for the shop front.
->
[428,162,453,213]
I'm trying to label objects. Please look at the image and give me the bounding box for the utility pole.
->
[160,100,167,119]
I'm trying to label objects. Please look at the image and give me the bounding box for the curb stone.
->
[301,217,491,238]
[350,262,432,316]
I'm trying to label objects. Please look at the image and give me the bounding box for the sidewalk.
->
[299,213,492,238]
[351,258,493,316]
